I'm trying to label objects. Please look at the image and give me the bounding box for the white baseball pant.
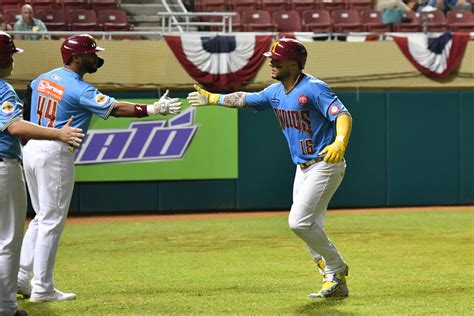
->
[288,160,347,275]
[17,140,75,295]
[0,158,27,315]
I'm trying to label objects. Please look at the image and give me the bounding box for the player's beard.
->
[83,57,104,74]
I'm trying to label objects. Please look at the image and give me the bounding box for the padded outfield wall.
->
[11,39,473,214]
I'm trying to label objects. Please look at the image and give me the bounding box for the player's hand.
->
[187,84,220,106]
[59,116,85,148]
[153,90,182,115]
[319,140,345,164]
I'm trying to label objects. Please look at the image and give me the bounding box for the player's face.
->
[0,57,13,78]
[269,59,294,81]
[80,53,100,74]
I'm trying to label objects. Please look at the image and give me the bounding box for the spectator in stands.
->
[14,4,47,40]
[376,0,413,24]
[0,11,12,31]
[428,0,472,12]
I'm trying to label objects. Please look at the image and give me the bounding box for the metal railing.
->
[157,12,237,33]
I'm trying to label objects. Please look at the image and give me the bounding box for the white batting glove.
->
[148,90,182,115]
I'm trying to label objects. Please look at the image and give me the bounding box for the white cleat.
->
[30,289,76,302]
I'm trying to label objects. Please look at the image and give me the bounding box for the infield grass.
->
[18,209,474,315]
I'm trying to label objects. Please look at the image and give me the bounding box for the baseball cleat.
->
[15,310,28,316]
[30,289,76,302]
[17,279,32,298]
[308,265,349,299]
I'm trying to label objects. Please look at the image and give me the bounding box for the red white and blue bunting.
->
[392,32,470,78]
[164,34,273,90]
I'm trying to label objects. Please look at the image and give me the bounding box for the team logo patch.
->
[51,74,62,81]
[1,101,14,114]
[37,79,64,101]
[329,104,341,116]
[96,94,108,105]
[298,95,308,105]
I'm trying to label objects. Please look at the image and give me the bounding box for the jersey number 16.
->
[299,138,314,155]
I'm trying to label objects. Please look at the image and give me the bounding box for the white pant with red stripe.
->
[17,140,75,295]
[288,160,347,275]
[0,158,27,315]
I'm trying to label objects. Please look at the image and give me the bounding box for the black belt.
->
[299,157,324,169]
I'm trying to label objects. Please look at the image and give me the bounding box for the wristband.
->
[134,104,148,117]
[208,93,221,105]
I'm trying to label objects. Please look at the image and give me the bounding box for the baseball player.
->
[16,34,182,303]
[0,32,83,316]
[188,38,352,299]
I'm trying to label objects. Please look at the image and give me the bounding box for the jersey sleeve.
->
[244,86,272,112]
[0,88,22,132]
[79,85,115,120]
[311,82,348,122]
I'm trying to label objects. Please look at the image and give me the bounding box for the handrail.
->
[161,0,183,33]
[157,12,237,33]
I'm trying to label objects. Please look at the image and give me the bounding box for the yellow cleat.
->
[308,266,349,299]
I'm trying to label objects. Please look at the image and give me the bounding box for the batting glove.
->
[319,140,346,164]
[187,84,221,106]
[150,90,182,115]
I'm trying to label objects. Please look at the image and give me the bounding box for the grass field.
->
[18,208,474,315]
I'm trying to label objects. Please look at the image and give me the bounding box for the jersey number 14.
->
[36,95,58,127]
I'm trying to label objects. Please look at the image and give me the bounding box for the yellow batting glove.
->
[319,140,346,164]
[186,84,221,106]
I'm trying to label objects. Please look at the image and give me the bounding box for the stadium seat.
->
[346,0,372,12]
[3,8,21,27]
[98,9,131,31]
[241,10,275,31]
[272,10,302,31]
[302,9,332,32]
[198,0,228,12]
[29,0,61,11]
[260,0,288,14]
[60,0,89,12]
[90,0,120,12]
[68,9,99,30]
[361,9,390,33]
[420,10,447,32]
[447,10,474,32]
[1,0,21,12]
[318,0,346,13]
[35,9,67,30]
[230,0,260,14]
[393,11,421,32]
[290,0,317,18]
[210,11,242,31]
[332,9,363,32]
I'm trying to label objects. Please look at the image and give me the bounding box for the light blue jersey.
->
[245,73,348,165]
[0,80,23,160]
[29,67,115,133]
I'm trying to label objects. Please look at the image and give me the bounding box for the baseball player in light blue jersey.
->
[188,38,353,299]
[0,32,83,316]
[16,34,182,303]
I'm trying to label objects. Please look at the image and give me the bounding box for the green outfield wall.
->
[30,89,471,215]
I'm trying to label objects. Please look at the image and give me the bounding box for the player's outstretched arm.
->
[319,113,352,164]
[8,116,84,148]
[187,85,248,109]
[111,89,182,117]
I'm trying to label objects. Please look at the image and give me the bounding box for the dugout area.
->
[10,39,474,215]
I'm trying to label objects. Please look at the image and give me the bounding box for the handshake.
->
[150,90,182,115]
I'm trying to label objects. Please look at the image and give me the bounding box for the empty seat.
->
[230,0,260,14]
[447,10,474,32]
[61,0,89,12]
[332,9,363,32]
[346,0,372,12]
[260,0,288,14]
[394,11,421,32]
[272,10,302,31]
[35,9,67,30]
[361,9,390,32]
[29,0,61,11]
[198,0,228,11]
[302,9,332,32]
[4,8,21,26]
[90,0,120,12]
[318,0,345,12]
[98,9,131,31]
[420,10,447,32]
[210,11,242,31]
[290,0,317,17]
[68,9,99,30]
[1,0,21,12]
[241,10,275,31]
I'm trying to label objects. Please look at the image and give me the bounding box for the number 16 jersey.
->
[29,67,115,133]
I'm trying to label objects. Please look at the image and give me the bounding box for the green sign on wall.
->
[74,100,238,182]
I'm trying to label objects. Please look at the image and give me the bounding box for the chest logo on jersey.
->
[37,79,64,101]
[96,94,108,105]
[1,101,14,114]
[298,95,308,105]
[329,104,341,116]
[274,108,312,134]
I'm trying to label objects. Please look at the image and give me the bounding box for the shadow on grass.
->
[17,295,54,316]
[295,297,354,315]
